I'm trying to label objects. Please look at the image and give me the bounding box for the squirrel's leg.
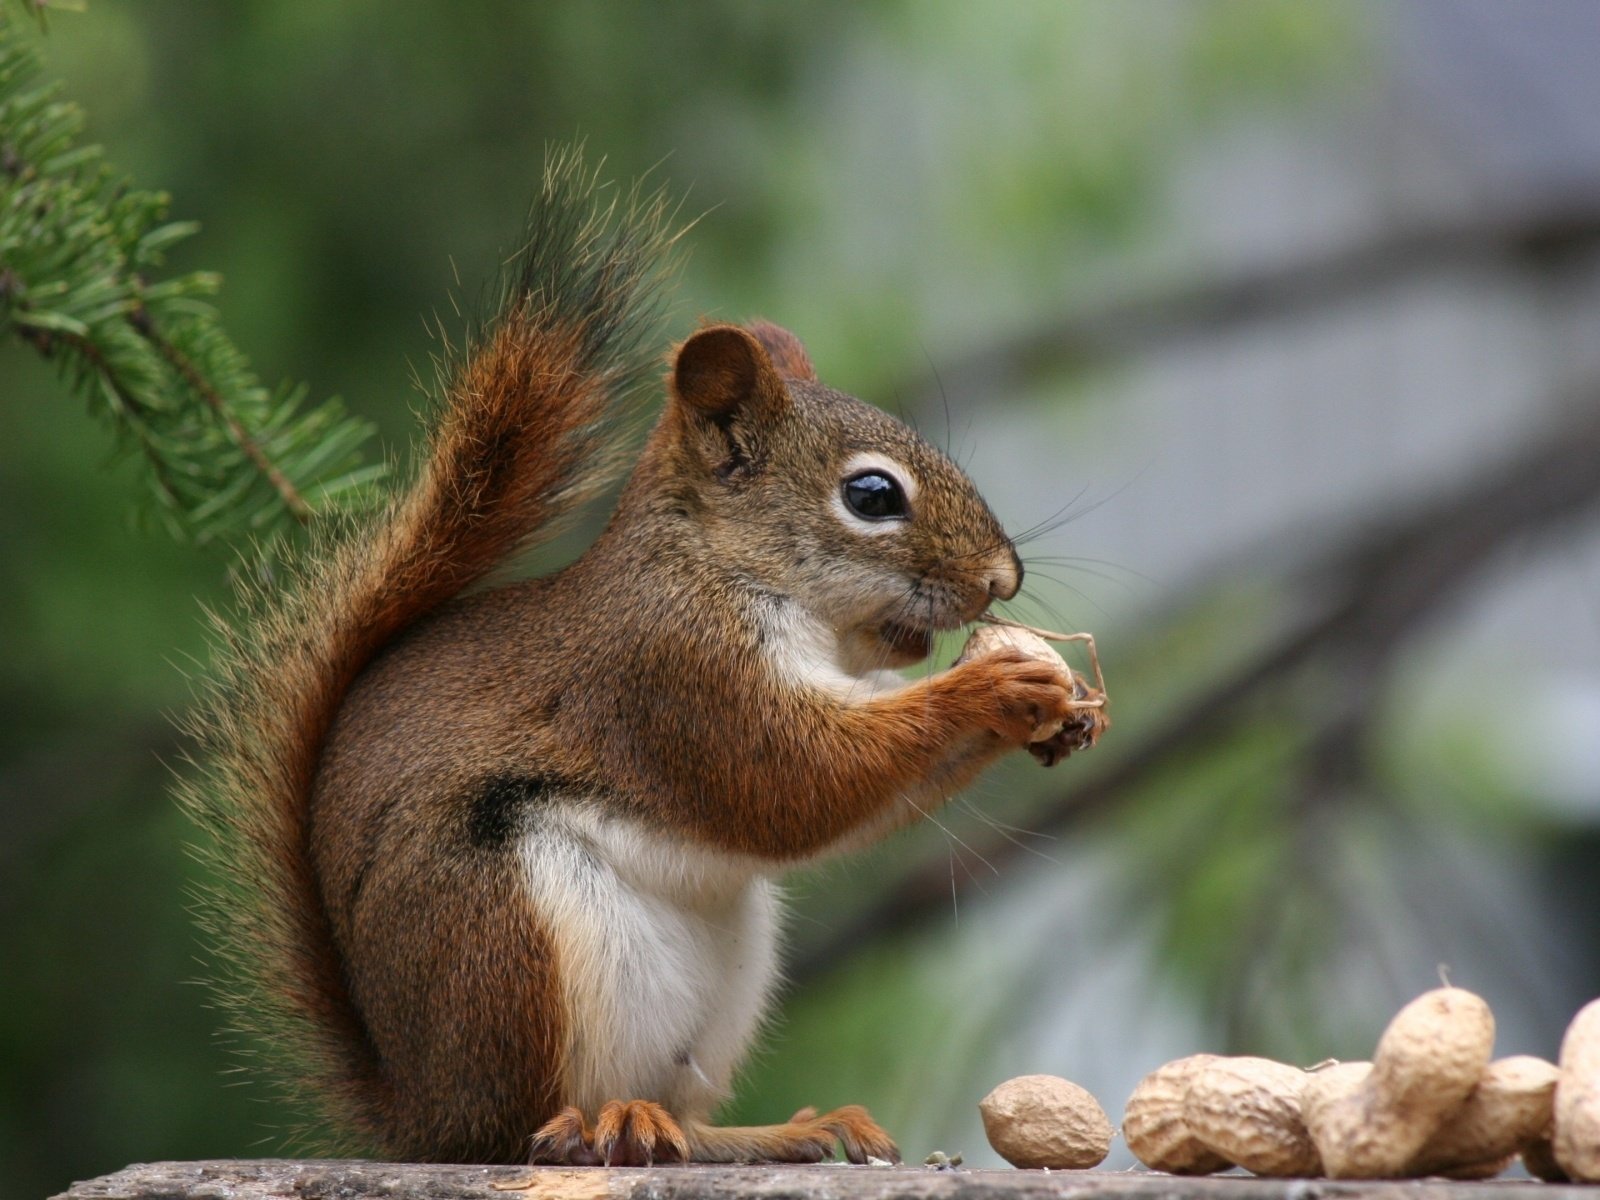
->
[822,648,1083,836]
[682,1105,899,1164]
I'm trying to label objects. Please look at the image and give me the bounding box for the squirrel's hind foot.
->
[528,1101,690,1166]
[685,1104,900,1164]
[526,1101,897,1166]
[527,1106,600,1165]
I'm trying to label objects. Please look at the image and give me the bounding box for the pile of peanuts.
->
[979,990,1599,1180]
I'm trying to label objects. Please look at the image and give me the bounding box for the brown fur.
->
[745,318,817,381]
[191,161,1087,1167]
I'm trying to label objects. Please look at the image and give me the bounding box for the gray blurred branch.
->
[912,197,1600,407]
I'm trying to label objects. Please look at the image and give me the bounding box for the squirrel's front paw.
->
[966,650,1079,747]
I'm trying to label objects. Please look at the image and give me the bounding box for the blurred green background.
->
[5,3,1600,1196]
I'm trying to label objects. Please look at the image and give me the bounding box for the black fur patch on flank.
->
[466,773,566,849]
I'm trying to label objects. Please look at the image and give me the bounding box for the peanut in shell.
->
[979,1074,1113,1170]
[1122,1054,1230,1175]
[1307,987,1495,1179]
[1523,1135,1570,1183]
[1554,997,1600,1182]
[1300,1059,1373,1160]
[1406,1054,1558,1178]
[1184,1056,1320,1177]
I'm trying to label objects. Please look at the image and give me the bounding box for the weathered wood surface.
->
[51,1161,1598,1200]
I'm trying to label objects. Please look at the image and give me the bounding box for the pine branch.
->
[0,4,386,545]
[132,311,315,524]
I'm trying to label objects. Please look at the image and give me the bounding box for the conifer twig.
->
[131,309,315,524]
[0,4,384,544]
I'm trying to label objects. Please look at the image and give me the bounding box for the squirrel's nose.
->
[985,551,1022,602]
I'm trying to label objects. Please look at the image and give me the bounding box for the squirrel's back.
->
[178,151,678,1151]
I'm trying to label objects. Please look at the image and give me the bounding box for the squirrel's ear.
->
[745,320,817,382]
[671,324,789,421]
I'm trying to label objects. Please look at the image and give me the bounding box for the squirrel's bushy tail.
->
[178,150,678,1148]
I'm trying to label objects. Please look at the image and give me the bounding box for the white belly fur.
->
[517,802,780,1118]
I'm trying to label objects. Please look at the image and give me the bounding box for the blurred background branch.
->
[908,197,1600,406]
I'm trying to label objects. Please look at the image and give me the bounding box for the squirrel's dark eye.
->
[842,471,907,520]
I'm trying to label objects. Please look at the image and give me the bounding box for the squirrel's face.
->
[665,322,1021,670]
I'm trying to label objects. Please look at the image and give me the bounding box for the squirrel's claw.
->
[1027,704,1110,767]
[529,1101,690,1166]
[527,1107,602,1166]
[809,1103,901,1164]
[593,1099,691,1166]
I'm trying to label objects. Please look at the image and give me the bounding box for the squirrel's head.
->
[656,321,1021,671]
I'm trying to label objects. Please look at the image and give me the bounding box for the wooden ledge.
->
[51,1161,1598,1200]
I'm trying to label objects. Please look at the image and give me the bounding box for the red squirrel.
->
[183,152,1106,1168]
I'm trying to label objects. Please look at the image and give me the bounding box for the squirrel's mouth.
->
[868,581,992,666]
[876,619,935,662]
